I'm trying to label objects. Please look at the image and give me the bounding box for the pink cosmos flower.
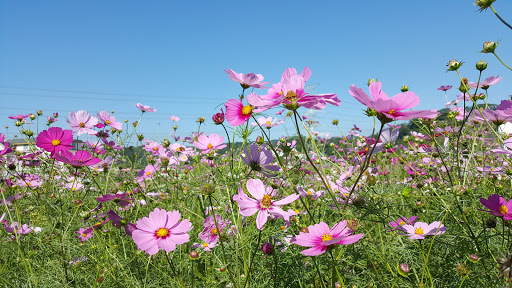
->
[97,111,123,130]
[8,114,30,120]
[224,69,269,89]
[55,150,102,167]
[76,227,93,242]
[66,110,98,135]
[136,164,159,183]
[437,85,452,91]
[170,115,180,121]
[36,127,74,157]
[292,221,364,256]
[248,67,340,112]
[388,216,418,231]
[232,179,299,230]
[398,221,446,240]
[5,222,33,236]
[479,194,512,219]
[131,208,192,255]
[193,133,226,154]
[251,116,283,128]
[349,82,438,121]
[468,75,502,89]
[224,98,253,126]
[135,103,156,113]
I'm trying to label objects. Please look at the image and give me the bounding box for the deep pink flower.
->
[76,227,93,242]
[479,194,512,219]
[292,221,364,256]
[135,103,156,113]
[193,133,226,154]
[36,127,74,157]
[232,179,299,230]
[132,208,192,255]
[55,150,102,167]
[224,69,269,89]
[349,82,438,121]
[66,111,98,135]
[398,221,446,240]
[212,109,225,125]
[224,98,253,126]
[437,85,452,91]
[5,222,33,235]
[97,193,134,207]
[136,164,159,183]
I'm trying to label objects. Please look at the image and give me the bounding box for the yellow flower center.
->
[202,242,208,248]
[294,209,299,214]
[26,182,31,186]
[153,147,158,151]
[387,109,396,114]
[399,221,405,226]
[499,205,508,214]
[105,120,110,124]
[241,105,253,116]
[415,227,424,235]
[266,121,271,125]
[156,228,169,238]
[207,143,213,149]
[260,194,272,208]
[51,139,61,146]
[146,171,151,176]
[82,233,87,237]
[211,228,218,234]
[321,234,333,242]
[78,122,85,128]
[178,147,185,152]
[285,91,298,103]
[280,226,285,230]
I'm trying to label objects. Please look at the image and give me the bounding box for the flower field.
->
[2,1,512,287]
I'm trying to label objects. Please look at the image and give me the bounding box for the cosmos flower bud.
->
[400,85,409,92]
[475,0,496,12]
[29,114,36,120]
[300,227,309,233]
[469,254,479,263]
[15,121,23,127]
[212,109,225,125]
[399,263,410,275]
[481,41,497,53]
[367,78,377,86]
[332,119,339,125]
[256,136,265,145]
[37,110,43,116]
[173,125,178,130]
[189,250,199,259]
[261,242,274,255]
[197,117,205,124]
[447,59,462,71]
[162,138,170,147]
[476,60,488,71]
[137,134,144,141]
[132,121,138,127]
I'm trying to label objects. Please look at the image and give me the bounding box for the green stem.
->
[243,229,262,288]
[490,5,512,30]
[493,52,512,71]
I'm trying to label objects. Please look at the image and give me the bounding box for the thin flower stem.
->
[293,111,341,212]
[311,256,326,288]
[243,229,262,288]
[493,52,512,71]
[490,5,512,30]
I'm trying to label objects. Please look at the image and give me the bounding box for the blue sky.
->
[1,1,511,143]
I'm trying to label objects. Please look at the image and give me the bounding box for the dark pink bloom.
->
[437,85,452,91]
[5,222,32,235]
[479,194,512,219]
[97,193,134,207]
[212,109,225,125]
[55,150,102,167]
[131,208,192,255]
[36,127,74,157]
[193,133,226,154]
[66,110,98,135]
[398,221,446,240]
[349,82,438,121]
[232,179,299,230]
[135,103,156,112]
[292,221,364,256]
[224,98,253,126]
[224,69,269,89]
[198,215,231,244]
[76,227,93,242]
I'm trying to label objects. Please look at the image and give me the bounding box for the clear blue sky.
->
[1,1,511,143]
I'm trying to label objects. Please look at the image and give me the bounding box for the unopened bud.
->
[399,263,410,275]
[401,85,409,92]
[482,41,497,53]
[475,0,496,11]
[332,119,339,125]
[189,250,199,259]
[256,136,265,145]
[476,60,487,71]
[197,117,205,124]
[447,59,462,71]
[367,78,377,86]
[262,242,274,255]
[37,110,43,116]
[29,114,36,120]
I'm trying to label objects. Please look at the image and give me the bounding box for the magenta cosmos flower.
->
[479,194,512,219]
[224,98,254,126]
[8,114,31,120]
[66,110,98,135]
[55,150,102,167]
[224,69,269,89]
[349,82,438,121]
[135,103,156,113]
[292,221,364,256]
[193,133,226,154]
[36,127,74,157]
[399,221,446,240]
[232,179,299,230]
[131,208,192,255]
